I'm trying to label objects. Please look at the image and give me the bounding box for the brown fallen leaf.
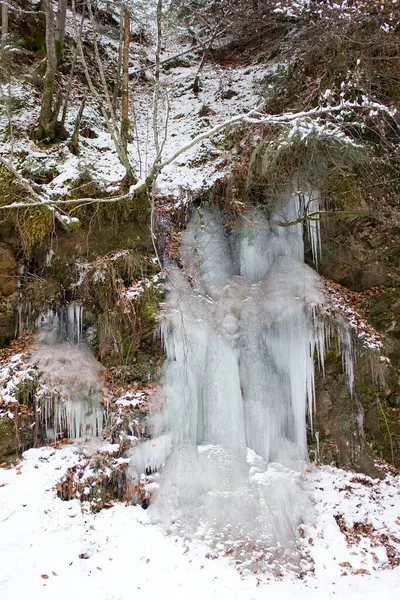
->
[339,562,352,568]
[353,568,370,575]
[52,571,58,576]
[96,567,102,571]
[146,558,150,564]
[41,574,49,579]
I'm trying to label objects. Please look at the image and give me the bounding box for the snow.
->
[0,445,399,599]
[0,351,34,407]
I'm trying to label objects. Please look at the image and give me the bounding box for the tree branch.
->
[0,154,66,225]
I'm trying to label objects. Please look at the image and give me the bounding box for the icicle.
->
[315,431,320,463]
[304,191,322,268]
[338,320,355,395]
[45,249,55,267]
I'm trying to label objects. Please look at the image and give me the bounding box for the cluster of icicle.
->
[31,303,104,440]
[130,194,336,571]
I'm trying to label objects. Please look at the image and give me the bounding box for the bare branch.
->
[112,5,125,111]
[1,1,44,16]
[154,98,397,182]
[0,154,67,225]
[0,155,48,204]
[61,2,86,126]
[120,3,131,153]
[272,210,367,228]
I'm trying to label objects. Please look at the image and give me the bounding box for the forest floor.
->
[0,444,399,599]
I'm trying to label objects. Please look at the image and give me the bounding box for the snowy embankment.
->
[0,445,399,599]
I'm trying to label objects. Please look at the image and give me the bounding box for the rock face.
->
[318,219,400,292]
[0,244,18,346]
[313,356,379,477]
[312,215,400,470]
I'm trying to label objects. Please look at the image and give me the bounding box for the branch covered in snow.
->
[150,98,397,184]
[0,177,147,210]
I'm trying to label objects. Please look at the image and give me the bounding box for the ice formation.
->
[31,303,104,440]
[130,195,328,566]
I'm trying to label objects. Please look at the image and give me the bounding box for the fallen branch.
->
[272,210,368,227]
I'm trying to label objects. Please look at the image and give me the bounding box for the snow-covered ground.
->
[0,445,399,600]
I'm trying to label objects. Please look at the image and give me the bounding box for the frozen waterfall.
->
[131,194,326,569]
[31,303,104,440]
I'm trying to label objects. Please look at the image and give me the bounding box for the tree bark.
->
[112,8,124,111]
[1,2,8,38]
[55,0,68,60]
[120,4,130,153]
[69,99,86,155]
[38,0,59,141]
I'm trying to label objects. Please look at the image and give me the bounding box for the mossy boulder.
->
[312,350,379,477]
[313,338,400,472]
[0,244,17,297]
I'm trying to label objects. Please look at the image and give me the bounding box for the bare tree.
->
[120,4,131,153]
[69,98,86,155]
[71,0,136,183]
[36,0,62,141]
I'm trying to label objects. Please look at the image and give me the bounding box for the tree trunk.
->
[61,2,87,126]
[112,8,124,111]
[38,0,59,141]
[55,0,68,61]
[69,99,86,155]
[120,5,130,153]
[1,2,8,39]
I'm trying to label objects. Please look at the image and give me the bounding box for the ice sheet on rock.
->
[181,208,234,299]
[36,302,83,345]
[303,192,322,267]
